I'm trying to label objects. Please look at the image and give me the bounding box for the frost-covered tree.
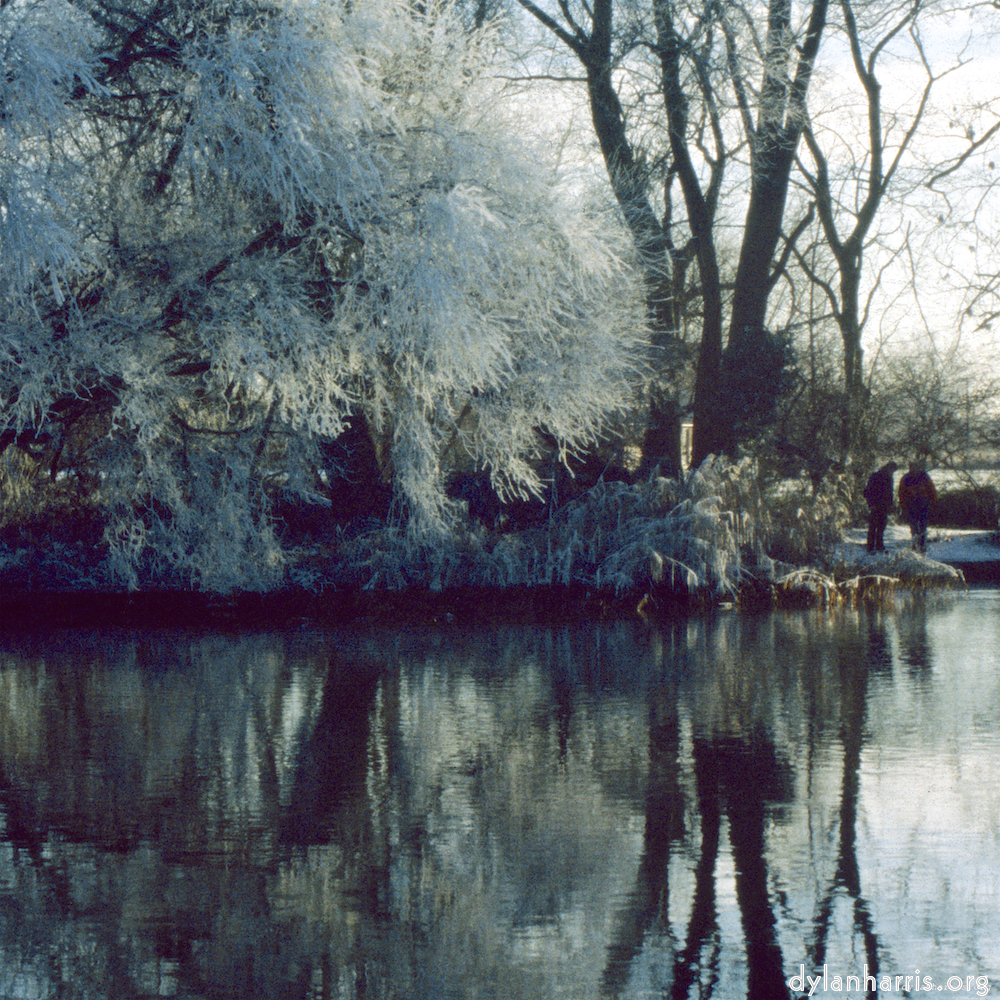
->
[0,0,645,590]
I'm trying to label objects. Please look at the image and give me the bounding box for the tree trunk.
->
[719,0,830,455]
[638,389,682,478]
[727,133,799,347]
[655,4,726,467]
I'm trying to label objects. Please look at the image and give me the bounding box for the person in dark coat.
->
[863,461,898,553]
[898,461,937,554]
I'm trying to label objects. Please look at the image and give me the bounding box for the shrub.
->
[320,456,767,597]
[932,487,1000,530]
[758,472,853,566]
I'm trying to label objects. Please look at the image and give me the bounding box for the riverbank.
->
[0,540,988,632]
[832,525,1000,584]
[0,582,683,631]
[1,516,996,630]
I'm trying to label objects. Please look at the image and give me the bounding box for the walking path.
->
[836,525,1000,583]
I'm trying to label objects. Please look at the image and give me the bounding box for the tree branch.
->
[768,202,816,293]
[926,118,1000,190]
[514,0,587,55]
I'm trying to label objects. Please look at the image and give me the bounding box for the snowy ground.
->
[839,524,1000,563]
[831,523,1000,586]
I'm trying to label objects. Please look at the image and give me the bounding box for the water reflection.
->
[0,595,998,999]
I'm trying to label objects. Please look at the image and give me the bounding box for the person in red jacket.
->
[898,462,937,553]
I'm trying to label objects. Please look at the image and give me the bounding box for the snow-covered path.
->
[832,524,1000,584]
[840,525,1000,564]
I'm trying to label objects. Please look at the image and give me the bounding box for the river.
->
[0,590,998,998]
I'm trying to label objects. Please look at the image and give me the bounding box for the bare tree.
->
[508,0,713,474]
[515,0,831,466]
[872,349,1000,470]
[926,90,1000,340]
[795,0,953,461]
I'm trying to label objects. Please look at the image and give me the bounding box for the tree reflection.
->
[600,619,796,1000]
[669,734,723,1000]
[808,613,894,998]
[0,632,362,999]
[281,657,382,846]
[692,731,794,1000]
[602,684,686,994]
[896,605,933,683]
[0,605,992,1000]
[600,719,796,1000]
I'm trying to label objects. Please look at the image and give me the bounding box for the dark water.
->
[1,592,999,999]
